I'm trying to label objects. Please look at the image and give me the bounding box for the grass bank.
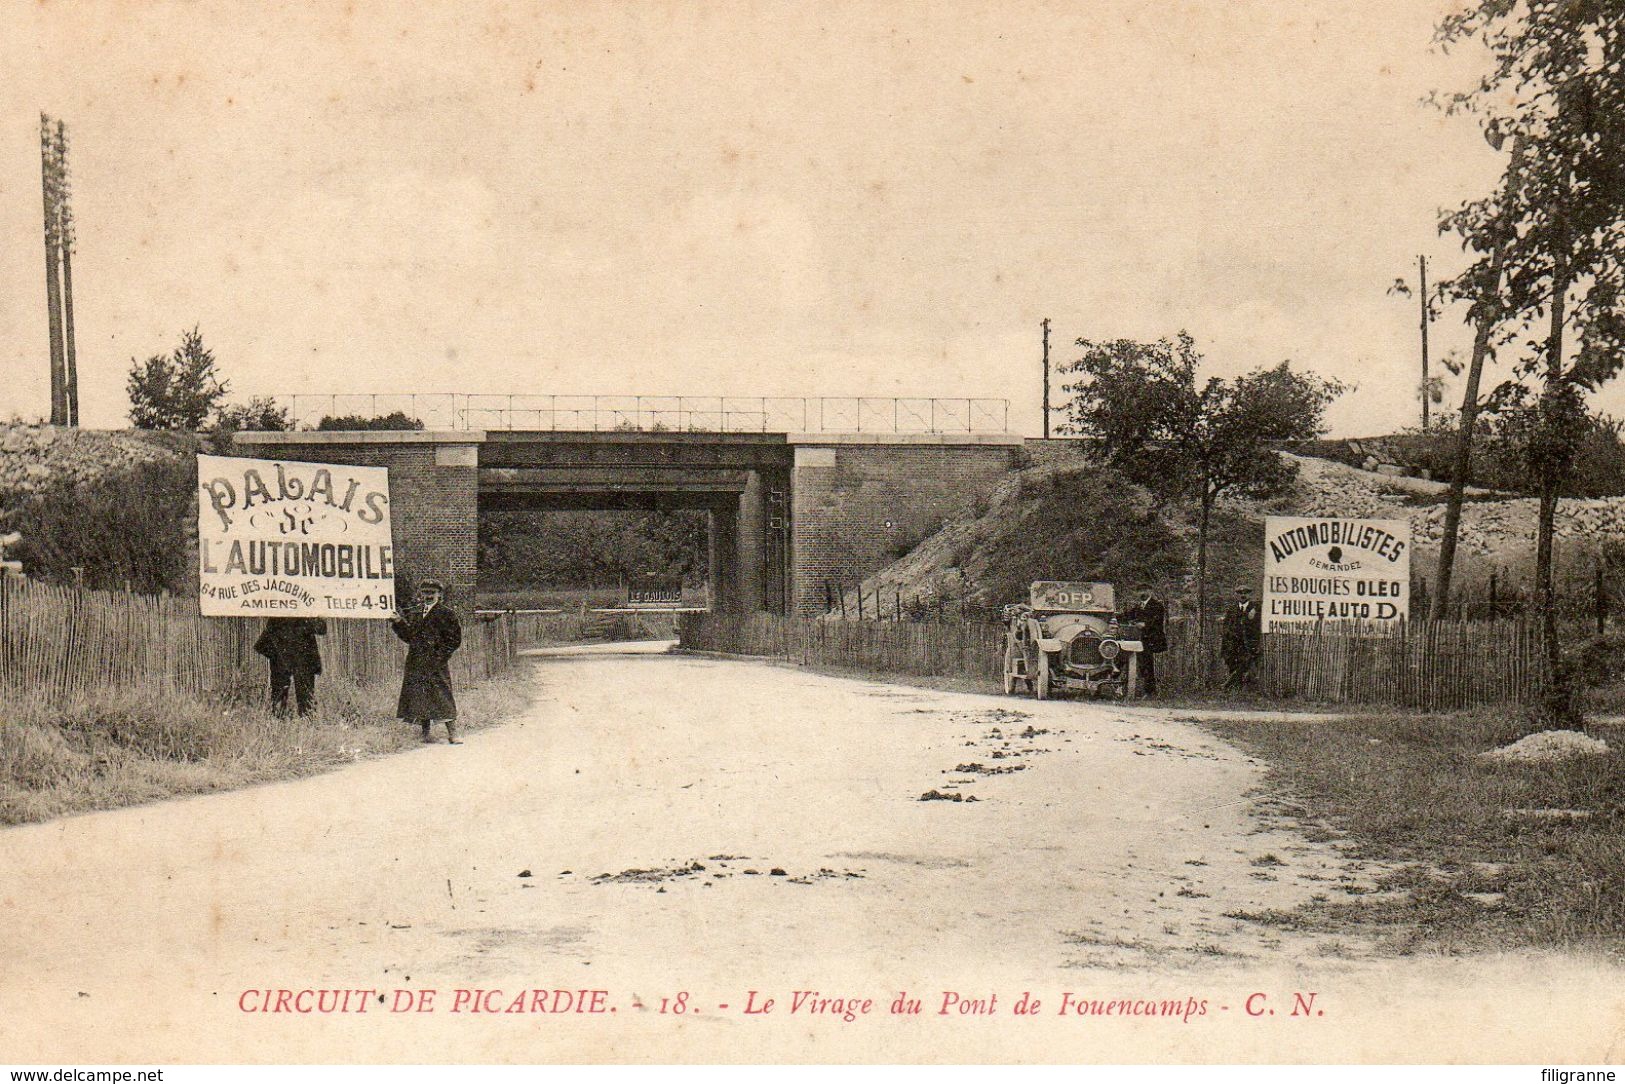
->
[0,666,535,826]
[1202,708,1625,956]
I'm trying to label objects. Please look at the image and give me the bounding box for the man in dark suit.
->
[391,579,464,744]
[1124,582,1168,697]
[1221,584,1263,689]
[254,616,327,716]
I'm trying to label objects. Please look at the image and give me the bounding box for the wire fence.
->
[0,579,525,709]
[272,394,1011,434]
[676,612,1547,711]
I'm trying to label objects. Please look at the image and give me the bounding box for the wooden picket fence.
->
[1151,616,1542,710]
[677,612,1545,711]
[0,578,524,708]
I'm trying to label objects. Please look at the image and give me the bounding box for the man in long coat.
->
[1124,582,1168,697]
[254,616,327,716]
[1221,584,1262,689]
[391,579,464,744]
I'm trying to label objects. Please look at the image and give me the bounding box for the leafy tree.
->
[214,396,293,434]
[1434,0,1625,725]
[1374,408,1625,498]
[126,327,229,430]
[1060,333,1346,639]
[315,411,425,431]
[1474,407,1625,499]
[479,509,707,589]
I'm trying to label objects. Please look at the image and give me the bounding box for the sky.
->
[0,0,1537,436]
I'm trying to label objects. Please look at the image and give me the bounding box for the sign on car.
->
[1029,581,1115,612]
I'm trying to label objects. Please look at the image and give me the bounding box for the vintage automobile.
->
[1002,581,1143,700]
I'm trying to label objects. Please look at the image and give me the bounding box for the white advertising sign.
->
[197,454,396,618]
[1262,516,1410,633]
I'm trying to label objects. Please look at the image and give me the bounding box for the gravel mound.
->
[1480,730,1610,763]
[0,425,189,497]
[1241,453,1625,558]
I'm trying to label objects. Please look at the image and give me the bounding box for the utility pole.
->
[1418,254,1430,431]
[1041,317,1051,439]
[40,115,65,426]
[56,120,78,427]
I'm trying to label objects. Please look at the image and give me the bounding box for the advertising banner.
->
[197,454,396,618]
[1262,516,1411,633]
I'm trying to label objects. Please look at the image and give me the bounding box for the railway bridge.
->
[232,398,1026,615]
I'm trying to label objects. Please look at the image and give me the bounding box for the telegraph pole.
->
[1418,254,1430,431]
[40,115,65,425]
[55,120,78,427]
[1041,317,1051,439]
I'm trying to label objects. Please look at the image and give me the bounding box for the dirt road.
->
[3,647,1620,1063]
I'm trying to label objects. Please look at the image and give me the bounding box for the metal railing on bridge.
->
[273,394,1010,434]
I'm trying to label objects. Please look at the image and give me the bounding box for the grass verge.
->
[1201,708,1625,956]
[682,649,1359,714]
[0,666,536,826]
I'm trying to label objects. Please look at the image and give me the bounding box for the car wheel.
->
[1123,655,1139,699]
[1035,654,1052,700]
[1003,666,1016,695]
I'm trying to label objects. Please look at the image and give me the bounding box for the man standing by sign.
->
[253,616,327,716]
[1262,516,1412,633]
[1221,585,1263,689]
[392,579,463,745]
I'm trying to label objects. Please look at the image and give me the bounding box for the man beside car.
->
[1124,582,1167,697]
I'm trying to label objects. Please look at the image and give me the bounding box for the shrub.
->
[9,457,194,593]
[315,412,424,431]
[965,466,1189,607]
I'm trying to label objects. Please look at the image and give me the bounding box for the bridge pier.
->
[737,470,765,615]
[707,500,740,613]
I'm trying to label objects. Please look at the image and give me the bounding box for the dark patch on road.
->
[951,762,1027,776]
[592,861,708,884]
[589,856,863,888]
[831,850,969,869]
[925,706,1058,801]
[1117,733,1222,760]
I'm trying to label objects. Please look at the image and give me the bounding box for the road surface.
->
[2,647,1619,1063]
